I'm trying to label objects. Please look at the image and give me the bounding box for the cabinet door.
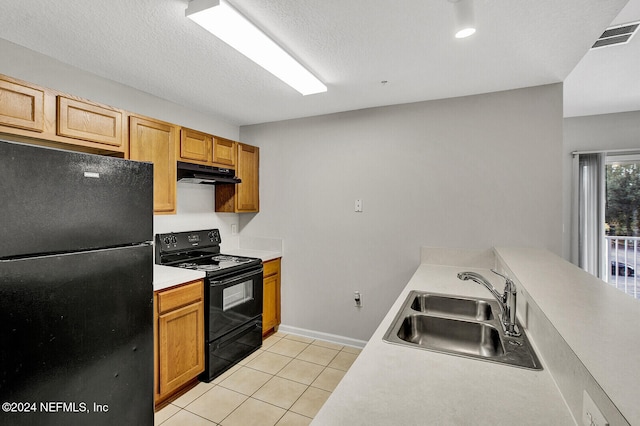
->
[236,143,259,212]
[57,96,123,147]
[158,301,205,396]
[0,78,44,132]
[129,116,178,214]
[262,258,281,336]
[213,137,236,167]
[180,128,212,163]
[263,274,278,334]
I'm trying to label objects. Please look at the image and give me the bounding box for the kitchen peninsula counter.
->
[317,245,632,426]
[314,247,640,425]
[312,258,574,425]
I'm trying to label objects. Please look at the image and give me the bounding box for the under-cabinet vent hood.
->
[177,162,241,185]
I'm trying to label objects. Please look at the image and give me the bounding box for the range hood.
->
[177,161,241,185]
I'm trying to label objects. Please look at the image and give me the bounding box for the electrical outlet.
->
[355,199,363,212]
[231,224,238,235]
[354,291,362,307]
[582,391,608,426]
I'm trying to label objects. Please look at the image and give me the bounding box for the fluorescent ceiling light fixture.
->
[186,0,327,96]
[448,0,476,39]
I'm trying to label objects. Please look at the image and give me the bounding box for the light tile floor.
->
[155,332,361,426]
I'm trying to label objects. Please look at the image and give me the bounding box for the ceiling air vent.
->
[591,21,639,49]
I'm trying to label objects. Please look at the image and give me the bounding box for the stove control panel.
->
[156,229,222,253]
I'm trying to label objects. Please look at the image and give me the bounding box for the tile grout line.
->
[156,334,361,425]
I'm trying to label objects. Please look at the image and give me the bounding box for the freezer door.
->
[0,140,153,258]
[0,244,153,426]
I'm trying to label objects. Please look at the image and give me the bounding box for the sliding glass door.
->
[574,151,640,299]
[604,154,640,298]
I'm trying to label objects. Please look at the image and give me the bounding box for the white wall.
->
[0,39,240,237]
[240,84,564,341]
[562,111,640,261]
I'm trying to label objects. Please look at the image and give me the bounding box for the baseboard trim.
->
[278,324,367,349]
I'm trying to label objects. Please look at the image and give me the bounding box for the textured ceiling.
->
[0,0,631,126]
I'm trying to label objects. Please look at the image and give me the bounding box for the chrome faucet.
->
[457,269,521,337]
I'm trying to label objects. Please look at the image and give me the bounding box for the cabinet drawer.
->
[157,280,203,314]
[263,258,280,278]
[0,79,44,132]
[57,96,123,147]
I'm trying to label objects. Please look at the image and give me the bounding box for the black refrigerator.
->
[0,140,154,425]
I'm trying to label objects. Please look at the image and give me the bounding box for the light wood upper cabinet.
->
[178,130,236,168]
[154,280,205,405]
[57,96,123,147]
[215,142,260,213]
[129,115,178,214]
[0,74,128,155]
[0,78,44,132]
[213,137,236,167]
[179,128,212,164]
[236,143,259,212]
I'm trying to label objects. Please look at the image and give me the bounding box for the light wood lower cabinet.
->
[262,258,281,336]
[154,280,205,406]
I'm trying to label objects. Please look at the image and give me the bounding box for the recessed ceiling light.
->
[448,0,476,39]
[186,0,327,96]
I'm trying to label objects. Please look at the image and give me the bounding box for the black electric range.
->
[155,229,264,381]
[155,229,261,277]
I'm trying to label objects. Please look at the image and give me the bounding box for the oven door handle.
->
[210,267,263,286]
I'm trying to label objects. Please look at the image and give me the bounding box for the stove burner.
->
[156,229,261,279]
[177,262,221,272]
[211,255,249,263]
[197,264,222,272]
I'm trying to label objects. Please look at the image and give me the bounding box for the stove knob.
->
[171,235,177,244]
[163,237,171,245]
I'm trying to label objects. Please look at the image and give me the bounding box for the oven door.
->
[207,265,263,341]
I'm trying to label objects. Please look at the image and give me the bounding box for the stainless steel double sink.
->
[383,291,542,370]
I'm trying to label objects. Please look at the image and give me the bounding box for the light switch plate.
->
[582,390,608,426]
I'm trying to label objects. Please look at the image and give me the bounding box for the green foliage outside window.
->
[606,162,640,236]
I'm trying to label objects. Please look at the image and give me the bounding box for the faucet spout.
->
[456,271,504,303]
[457,270,521,337]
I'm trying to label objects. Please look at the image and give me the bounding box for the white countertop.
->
[221,235,283,262]
[312,262,574,426]
[153,264,206,292]
[222,248,281,262]
[495,247,640,424]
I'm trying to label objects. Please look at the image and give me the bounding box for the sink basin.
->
[397,314,504,357]
[383,291,542,370]
[410,293,494,321]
